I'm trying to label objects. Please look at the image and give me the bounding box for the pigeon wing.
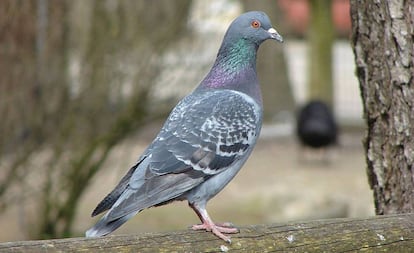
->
[104,89,262,221]
[151,89,262,175]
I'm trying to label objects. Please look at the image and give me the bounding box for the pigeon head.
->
[200,11,283,101]
[225,11,283,45]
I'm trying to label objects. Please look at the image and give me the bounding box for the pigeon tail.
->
[91,163,140,217]
[85,211,138,238]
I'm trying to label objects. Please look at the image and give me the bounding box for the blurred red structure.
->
[278,0,351,37]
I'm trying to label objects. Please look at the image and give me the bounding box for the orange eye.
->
[251,20,261,28]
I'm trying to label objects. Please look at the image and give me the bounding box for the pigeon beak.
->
[267,28,283,43]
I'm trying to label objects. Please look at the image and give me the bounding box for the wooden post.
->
[308,0,334,108]
[1,214,413,252]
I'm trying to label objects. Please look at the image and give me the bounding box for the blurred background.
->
[0,0,373,242]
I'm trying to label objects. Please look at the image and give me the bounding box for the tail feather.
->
[92,163,140,217]
[85,211,138,238]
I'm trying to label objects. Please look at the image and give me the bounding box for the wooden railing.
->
[1,213,413,252]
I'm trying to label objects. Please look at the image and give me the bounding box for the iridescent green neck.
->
[215,38,257,73]
[201,38,258,88]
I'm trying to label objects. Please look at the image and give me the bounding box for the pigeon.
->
[296,100,338,149]
[86,11,283,243]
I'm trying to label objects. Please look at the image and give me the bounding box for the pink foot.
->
[192,222,239,243]
[189,202,239,243]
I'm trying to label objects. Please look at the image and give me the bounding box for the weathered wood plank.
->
[1,214,413,252]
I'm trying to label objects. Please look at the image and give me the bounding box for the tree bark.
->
[350,1,414,214]
[1,214,413,252]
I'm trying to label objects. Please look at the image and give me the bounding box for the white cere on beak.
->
[268,28,277,34]
[268,27,283,43]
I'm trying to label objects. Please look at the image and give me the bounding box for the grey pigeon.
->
[86,11,283,243]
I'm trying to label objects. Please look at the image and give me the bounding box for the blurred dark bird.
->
[296,100,338,149]
[86,11,283,243]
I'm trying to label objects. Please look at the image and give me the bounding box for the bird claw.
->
[216,222,236,228]
[192,222,239,243]
[192,223,239,233]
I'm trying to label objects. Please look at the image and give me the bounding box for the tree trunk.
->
[308,0,334,108]
[242,0,295,122]
[350,1,414,214]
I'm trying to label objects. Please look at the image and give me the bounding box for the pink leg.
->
[190,202,239,243]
